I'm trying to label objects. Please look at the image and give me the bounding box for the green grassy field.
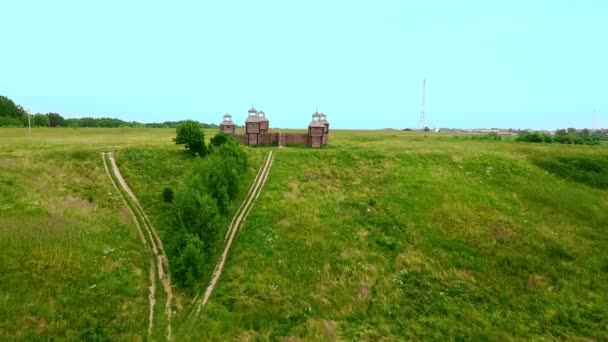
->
[174,132,608,340]
[1,127,607,340]
[0,128,164,339]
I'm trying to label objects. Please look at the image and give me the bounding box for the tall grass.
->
[534,155,608,189]
[0,132,151,339]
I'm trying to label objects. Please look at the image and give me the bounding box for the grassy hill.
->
[1,128,607,340]
[116,130,608,340]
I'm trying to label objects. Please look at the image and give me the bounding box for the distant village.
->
[410,127,608,137]
[426,128,521,135]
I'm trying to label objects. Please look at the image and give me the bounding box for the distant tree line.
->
[0,95,218,128]
[517,128,607,145]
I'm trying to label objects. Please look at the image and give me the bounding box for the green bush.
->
[553,128,604,145]
[209,132,230,147]
[516,132,551,143]
[162,187,174,203]
[173,234,206,289]
[174,183,220,245]
[0,116,24,127]
[184,157,232,214]
[213,140,248,200]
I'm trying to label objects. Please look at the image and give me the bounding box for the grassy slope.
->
[2,128,607,340]
[177,131,608,340]
[0,128,174,339]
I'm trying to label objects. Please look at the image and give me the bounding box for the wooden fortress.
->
[219,107,330,148]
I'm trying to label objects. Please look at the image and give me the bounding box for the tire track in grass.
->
[102,152,157,337]
[194,151,274,316]
[223,149,269,242]
[103,152,174,340]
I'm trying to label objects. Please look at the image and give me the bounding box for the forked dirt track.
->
[193,151,274,316]
[102,152,174,341]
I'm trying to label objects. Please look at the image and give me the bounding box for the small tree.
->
[47,112,65,127]
[175,120,207,156]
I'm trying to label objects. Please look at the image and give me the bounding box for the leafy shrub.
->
[213,140,248,199]
[553,135,569,144]
[0,116,24,127]
[187,157,231,214]
[554,134,583,144]
[162,187,174,203]
[173,234,206,289]
[174,184,220,244]
[516,132,551,143]
[553,128,603,145]
[209,132,230,147]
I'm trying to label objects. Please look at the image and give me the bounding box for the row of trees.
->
[0,95,218,128]
[517,128,607,145]
[168,127,249,288]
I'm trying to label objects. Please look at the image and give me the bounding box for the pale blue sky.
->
[1,0,606,129]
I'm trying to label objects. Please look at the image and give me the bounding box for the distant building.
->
[472,129,498,134]
[219,113,236,133]
[308,112,325,148]
[319,112,329,144]
[497,129,518,136]
[258,110,269,133]
[245,106,261,145]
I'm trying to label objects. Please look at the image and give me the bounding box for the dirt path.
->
[102,152,174,340]
[194,151,274,316]
[223,151,269,242]
[102,153,157,336]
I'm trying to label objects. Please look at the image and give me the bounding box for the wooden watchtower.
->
[258,110,269,133]
[245,106,261,145]
[219,113,236,133]
[308,112,325,148]
[319,112,329,145]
